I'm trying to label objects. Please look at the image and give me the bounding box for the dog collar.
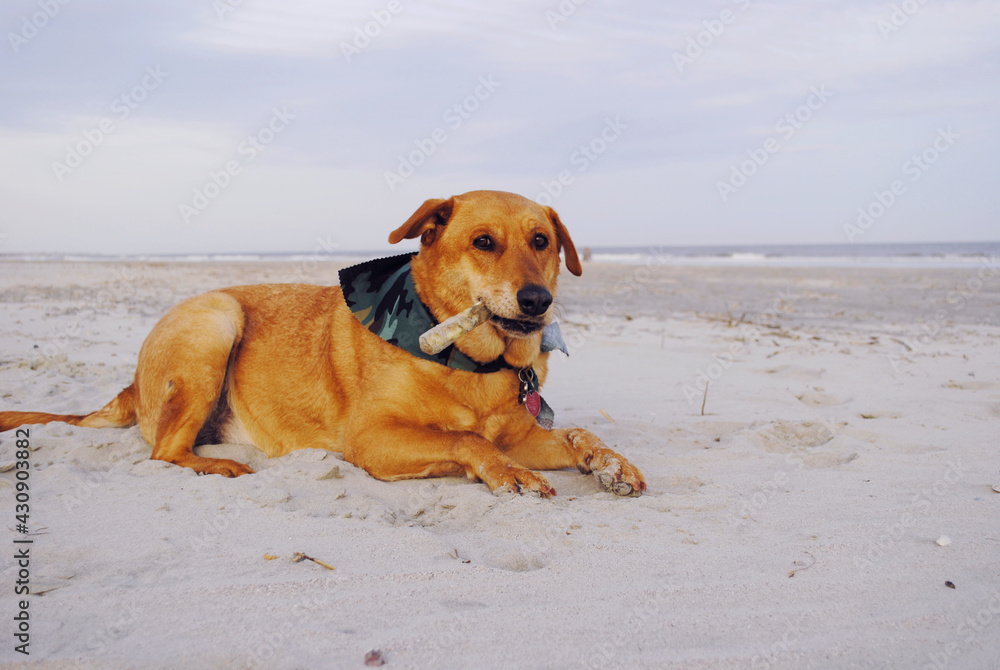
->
[339,254,564,427]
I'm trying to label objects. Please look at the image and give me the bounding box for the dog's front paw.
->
[589,451,646,497]
[565,428,646,496]
[489,463,556,497]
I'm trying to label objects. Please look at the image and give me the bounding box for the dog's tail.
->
[0,384,138,433]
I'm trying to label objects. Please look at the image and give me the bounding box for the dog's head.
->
[389,190,581,367]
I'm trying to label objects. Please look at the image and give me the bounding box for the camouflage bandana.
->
[339,253,563,428]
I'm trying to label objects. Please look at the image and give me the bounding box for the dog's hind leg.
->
[137,292,253,477]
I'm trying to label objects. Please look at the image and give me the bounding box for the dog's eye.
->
[533,234,549,251]
[473,235,495,251]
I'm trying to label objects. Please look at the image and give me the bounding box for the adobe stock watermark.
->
[244,591,334,670]
[20,266,141,383]
[673,0,751,74]
[877,0,931,40]
[681,289,798,406]
[727,384,815,534]
[885,256,999,371]
[853,460,965,571]
[340,0,402,62]
[750,617,805,668]
[51,65,169,182]
[717,85,833,202]
[213,0,245,21]
[843,127,958,243]
[284,235,341,284]
[76,602,143,659]
[585,588,674,669]
[924,590,1000,670]
[8,0,71,53]
[731,460,801,530]
[545,0,587,30]
[178,106,295,223]
[557,244,669,354]
[62,464,316,668]
[383,75,501,192]
[534,116,627,206]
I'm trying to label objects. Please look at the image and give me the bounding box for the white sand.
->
[1,258,999,669]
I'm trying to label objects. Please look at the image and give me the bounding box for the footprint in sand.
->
[795,388,851,407]
[476,546,548,572]
[661,475,706,495]
[749,420,858,468]
[753,420,833,451]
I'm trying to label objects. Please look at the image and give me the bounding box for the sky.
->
[0,0,997,255]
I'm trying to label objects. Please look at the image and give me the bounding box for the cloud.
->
[1,0,997,253]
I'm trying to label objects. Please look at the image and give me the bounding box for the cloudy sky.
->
[1,0,997,255]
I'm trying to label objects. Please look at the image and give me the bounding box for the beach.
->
[1,257,999,669]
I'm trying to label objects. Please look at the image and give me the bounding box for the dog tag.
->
[517,368,535,405]
[524,389,541,417]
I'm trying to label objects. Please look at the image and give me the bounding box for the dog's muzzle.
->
[488,284,552,336]
[516,284,552,317]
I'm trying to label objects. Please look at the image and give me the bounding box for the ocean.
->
[584,241,1000,268]
[3,241,998,269]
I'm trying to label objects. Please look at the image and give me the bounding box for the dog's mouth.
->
[490,315,545,336]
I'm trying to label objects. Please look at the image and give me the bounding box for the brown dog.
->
[0,191,645,496]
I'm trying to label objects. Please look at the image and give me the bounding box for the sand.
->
[1,257,999,669]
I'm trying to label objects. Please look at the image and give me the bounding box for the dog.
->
[0,190,646,496]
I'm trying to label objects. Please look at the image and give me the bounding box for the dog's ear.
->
[546,207,582,276]
[388,197,455,246]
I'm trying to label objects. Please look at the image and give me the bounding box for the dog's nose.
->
[517,284,552,317]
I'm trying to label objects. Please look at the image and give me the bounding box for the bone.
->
[419,302,492,355]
